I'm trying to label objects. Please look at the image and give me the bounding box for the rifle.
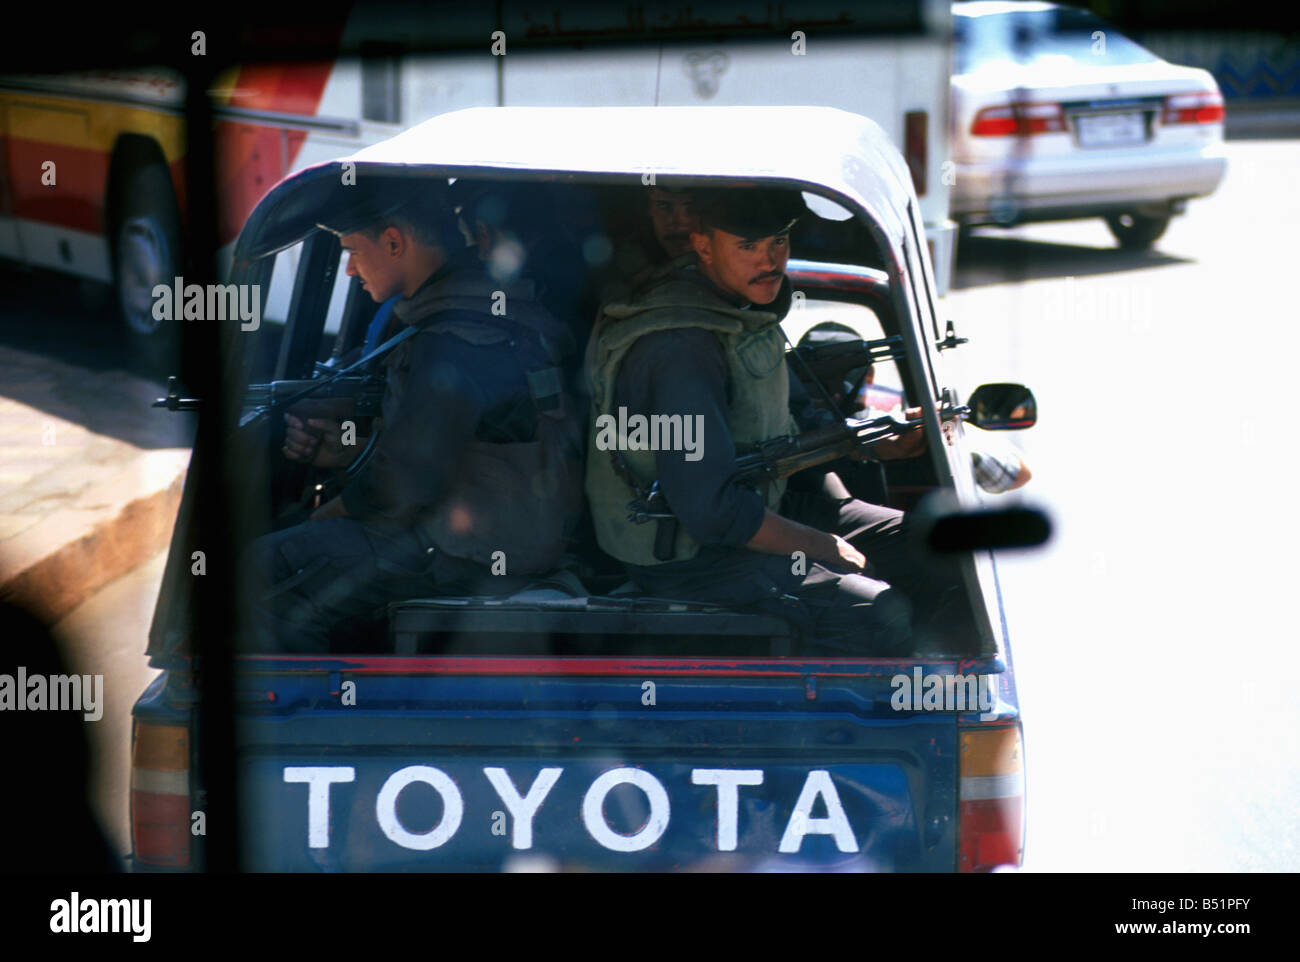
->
[626,412,923,527]
[152,319,420,428]
[625,333,918,558]
[241,374,386,424]
[786,334,906,396]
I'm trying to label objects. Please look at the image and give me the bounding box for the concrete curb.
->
[0,449,189,624]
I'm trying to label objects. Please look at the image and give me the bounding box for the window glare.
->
[954,8,1160,73]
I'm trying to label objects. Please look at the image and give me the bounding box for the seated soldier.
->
[598,179,700,305]
[241,178,582,653]
[585,187,949,656]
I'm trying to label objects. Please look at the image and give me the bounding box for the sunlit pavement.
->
[942,137,1300,871]
[0,293,192,623]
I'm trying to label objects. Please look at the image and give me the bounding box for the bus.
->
[0,2,956,359]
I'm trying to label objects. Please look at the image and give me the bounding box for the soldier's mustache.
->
[750,270,783,283]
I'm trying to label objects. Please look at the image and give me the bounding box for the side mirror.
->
[967,383,1036,430]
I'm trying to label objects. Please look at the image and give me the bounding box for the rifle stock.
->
[242,375,386,423]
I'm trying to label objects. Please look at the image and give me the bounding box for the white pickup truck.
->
[133,105,1043,873]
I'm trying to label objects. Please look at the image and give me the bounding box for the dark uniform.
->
[585,189,935,656]
[448,179,588,331]
[243,185,582,653]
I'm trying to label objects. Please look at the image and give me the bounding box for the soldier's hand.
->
[900,404,955,448]
[815,534,866,573]
[869,407,928,461]
[283,414,361,468]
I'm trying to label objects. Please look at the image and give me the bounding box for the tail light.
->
[958,724,1024,871]
[970,103,1064,136]
[131,722,191,867]
[1162,90,1224,125]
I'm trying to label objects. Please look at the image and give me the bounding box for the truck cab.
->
[132,105,1036,872]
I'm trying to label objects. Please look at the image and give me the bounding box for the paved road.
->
[943,137,1300,871]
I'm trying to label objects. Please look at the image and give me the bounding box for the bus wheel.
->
[113,163,181,370]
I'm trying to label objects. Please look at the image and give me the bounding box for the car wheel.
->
[1105,211,1170,251]
[113,163,182,370]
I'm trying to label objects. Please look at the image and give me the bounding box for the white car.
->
[950,1,1227,249]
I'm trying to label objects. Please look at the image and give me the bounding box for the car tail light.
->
[131,721,191,867]
[970,103,1064,136]
[958,724,1024,871]
[1162,90,1224,125]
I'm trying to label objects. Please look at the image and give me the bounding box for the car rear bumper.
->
[951,145,1227,223]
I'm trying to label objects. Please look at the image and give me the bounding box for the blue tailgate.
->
[234,665,965,871]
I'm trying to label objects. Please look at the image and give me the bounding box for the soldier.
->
[585,187,935,656]
[598,181,701,304]
[598,181,852,434]
[242,179,582,653]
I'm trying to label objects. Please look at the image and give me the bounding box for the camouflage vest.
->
[585,271,797,566]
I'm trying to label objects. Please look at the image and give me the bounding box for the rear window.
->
[954,5,1160,74]
[225,178,970,660]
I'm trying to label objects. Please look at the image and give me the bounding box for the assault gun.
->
[786,334,906,397]
[627,411,926,558]
[731,412,922,486]
[152,371,388,426]
[240,374,386,426]
[154,321,417,426]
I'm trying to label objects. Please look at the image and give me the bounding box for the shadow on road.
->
[0,263,195,449]
[952,231,1193,290]
[0,263,161,377]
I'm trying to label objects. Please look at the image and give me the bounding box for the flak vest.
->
[387,267,582,575]
[585,272,798,567]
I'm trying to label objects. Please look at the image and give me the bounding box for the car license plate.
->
[1075,111,1146,148]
